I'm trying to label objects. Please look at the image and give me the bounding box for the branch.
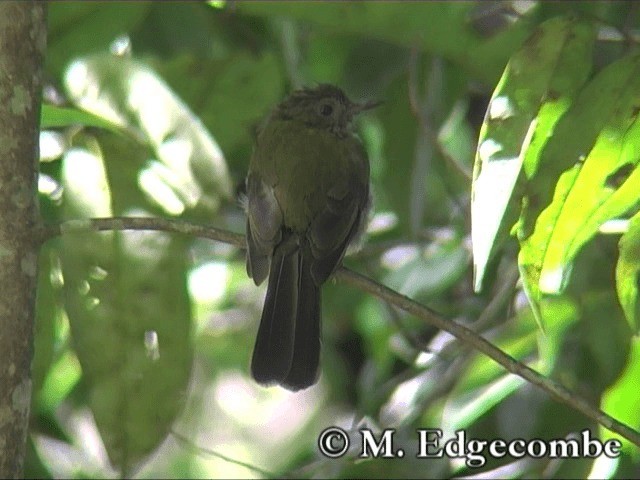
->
[337,268,640,447]
[37,216,245,249]
[39,216,640,448]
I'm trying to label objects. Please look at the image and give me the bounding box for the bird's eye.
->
[319,103,333,116]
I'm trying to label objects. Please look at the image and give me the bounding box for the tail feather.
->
[251,240,322,391]
[250,244,298,385]
[283,254,321,390]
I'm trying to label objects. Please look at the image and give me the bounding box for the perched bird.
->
[244,84,376,390]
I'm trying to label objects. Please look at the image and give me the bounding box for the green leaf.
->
[32,247,59,400]
[519,50,640,323]
[471,16,594,292]
[63,53,233,215]
[59,138,193,473]
[156,52,285,155]
[617,213,640,333]
[37,349,82,414]
[601,336,640,457]
[41,104,122,132]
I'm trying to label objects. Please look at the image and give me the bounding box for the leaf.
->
[156,52,285,155]
[617,212,640,333]
[601,336,640,456]
[36,350,82,414]
[32,246,59,400]
[63,53,232,215]
[519,50,640,323]
[41,104,122,132]
[471,16,594,292]
[59,138,193,473]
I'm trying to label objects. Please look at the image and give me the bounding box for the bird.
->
[244,84,376,390]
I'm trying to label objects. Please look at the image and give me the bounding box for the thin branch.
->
[336,267,640,447]
[39,216,640,448]
[36,217,245,249]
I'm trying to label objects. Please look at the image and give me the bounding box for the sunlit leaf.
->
[519,50,640,323]
[601,336,640,457]
[41,104,122,132]
[93,130,171,218]
[36,349,82,414]
[59,137,193,473]
[471,16,594,293]
[617,213,640,333]
[157,52,285,155]
[63,53,232,215]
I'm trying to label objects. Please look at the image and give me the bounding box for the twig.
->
[37,216,640,448]
[36,217,245,248]
[336,267,640,447]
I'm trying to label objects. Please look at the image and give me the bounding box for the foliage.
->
[28,1,640,478]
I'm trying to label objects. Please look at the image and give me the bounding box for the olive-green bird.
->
[245,84,375,391]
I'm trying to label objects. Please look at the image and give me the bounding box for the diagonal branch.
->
[336,267,640,446]
[36,216,640,448]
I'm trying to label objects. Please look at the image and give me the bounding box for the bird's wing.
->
[306,181,366,284]
[246,173,283,285]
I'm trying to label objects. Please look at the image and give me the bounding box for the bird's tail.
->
[250,239,321,391]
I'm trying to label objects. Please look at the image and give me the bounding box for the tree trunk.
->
[0,2,46,477]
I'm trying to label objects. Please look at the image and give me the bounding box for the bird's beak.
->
[352,99,384,114]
